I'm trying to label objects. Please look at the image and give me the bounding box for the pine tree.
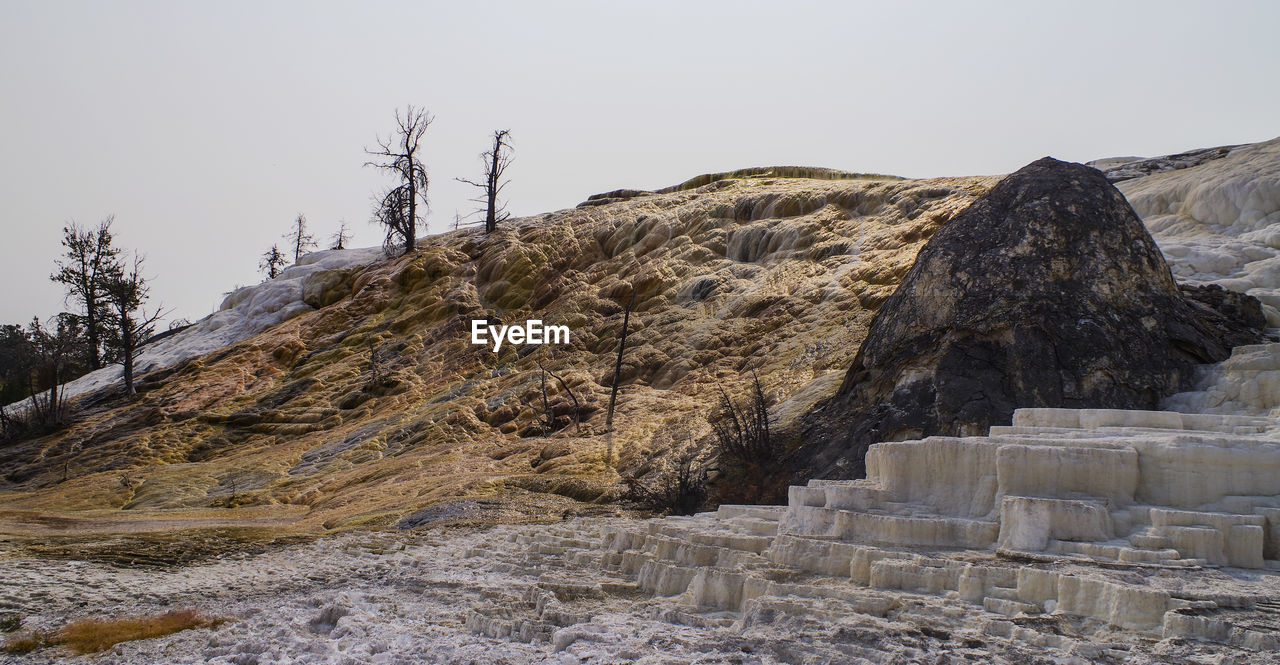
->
[51,217,120,370]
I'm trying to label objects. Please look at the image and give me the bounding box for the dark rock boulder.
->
[791,157,1270,480]
[1179,282,1270,348]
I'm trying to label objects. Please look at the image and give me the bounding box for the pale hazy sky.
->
[2,1,1278,327]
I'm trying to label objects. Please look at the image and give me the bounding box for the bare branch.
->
[456,129,513,234]
[537,358,584,433]
[365,106,433,255]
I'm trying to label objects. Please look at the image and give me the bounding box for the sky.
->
[2,1,1278,327]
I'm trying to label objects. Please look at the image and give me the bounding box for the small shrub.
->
[1,631,47,655]
[0,406,29,442]
[0,613,21,632]
[623,451,708,516]
[62,609,222,654]
[708,371,789,505]
[710,371,781,467]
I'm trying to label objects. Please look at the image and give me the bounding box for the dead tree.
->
[51,217,120,370]
[603,288,637,466]
[622,449,708,516]
[456,130,513,234]
[538,366,553,433]
[367,338,383,388]
[24,314,85,427]
[605,287,636,434]
[103,254,166,397]
[366,106,432,255]
[329,220,352,250]
[259,244,287,279]
[62,442,82,482]
[284,213,316,263]
[537,358,583,432]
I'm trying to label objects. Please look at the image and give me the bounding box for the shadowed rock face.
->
[793,157,1270,480]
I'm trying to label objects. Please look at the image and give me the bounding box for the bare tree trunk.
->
[50,366,62,423]
[27,375,44,426]
[604,288,637,466]
[121,323,135,396]
[368,339,381,387]
[85,305,101,370]
[458,130,511,235]
[405,137,418,254]
[539,367,552,433]
[485,144,501,233]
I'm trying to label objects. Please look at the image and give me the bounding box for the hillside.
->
[0,167,995,541]
[1,140,1277,548]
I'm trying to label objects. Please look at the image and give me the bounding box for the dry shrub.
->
[1,631,47,655]
[622,451,708,516]
[710,371,781,467]
[0,613,21,632]
[2,609,223,656]
[707,371,789,505]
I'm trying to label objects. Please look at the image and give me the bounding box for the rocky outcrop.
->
[576,165,901,207]
[8,141,1279,534]
[793,157,1270,480]
[1180,282,1270,348]
[1087,144,1242,182]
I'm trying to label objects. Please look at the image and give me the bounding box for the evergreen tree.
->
[51,217,120,370]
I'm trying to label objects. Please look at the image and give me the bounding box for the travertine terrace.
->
[457,396,1280,659]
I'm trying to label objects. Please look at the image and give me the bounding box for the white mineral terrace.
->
[495,413,1280,651]
[462,343,1280,657]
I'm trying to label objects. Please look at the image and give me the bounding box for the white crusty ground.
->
[3,520,1273,665]
[1164,342,1280,417]
[4,246,385,411]
[1120,137,1280,326]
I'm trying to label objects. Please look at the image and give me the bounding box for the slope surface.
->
[0,170,991,532]
[1119,137,1280,325]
